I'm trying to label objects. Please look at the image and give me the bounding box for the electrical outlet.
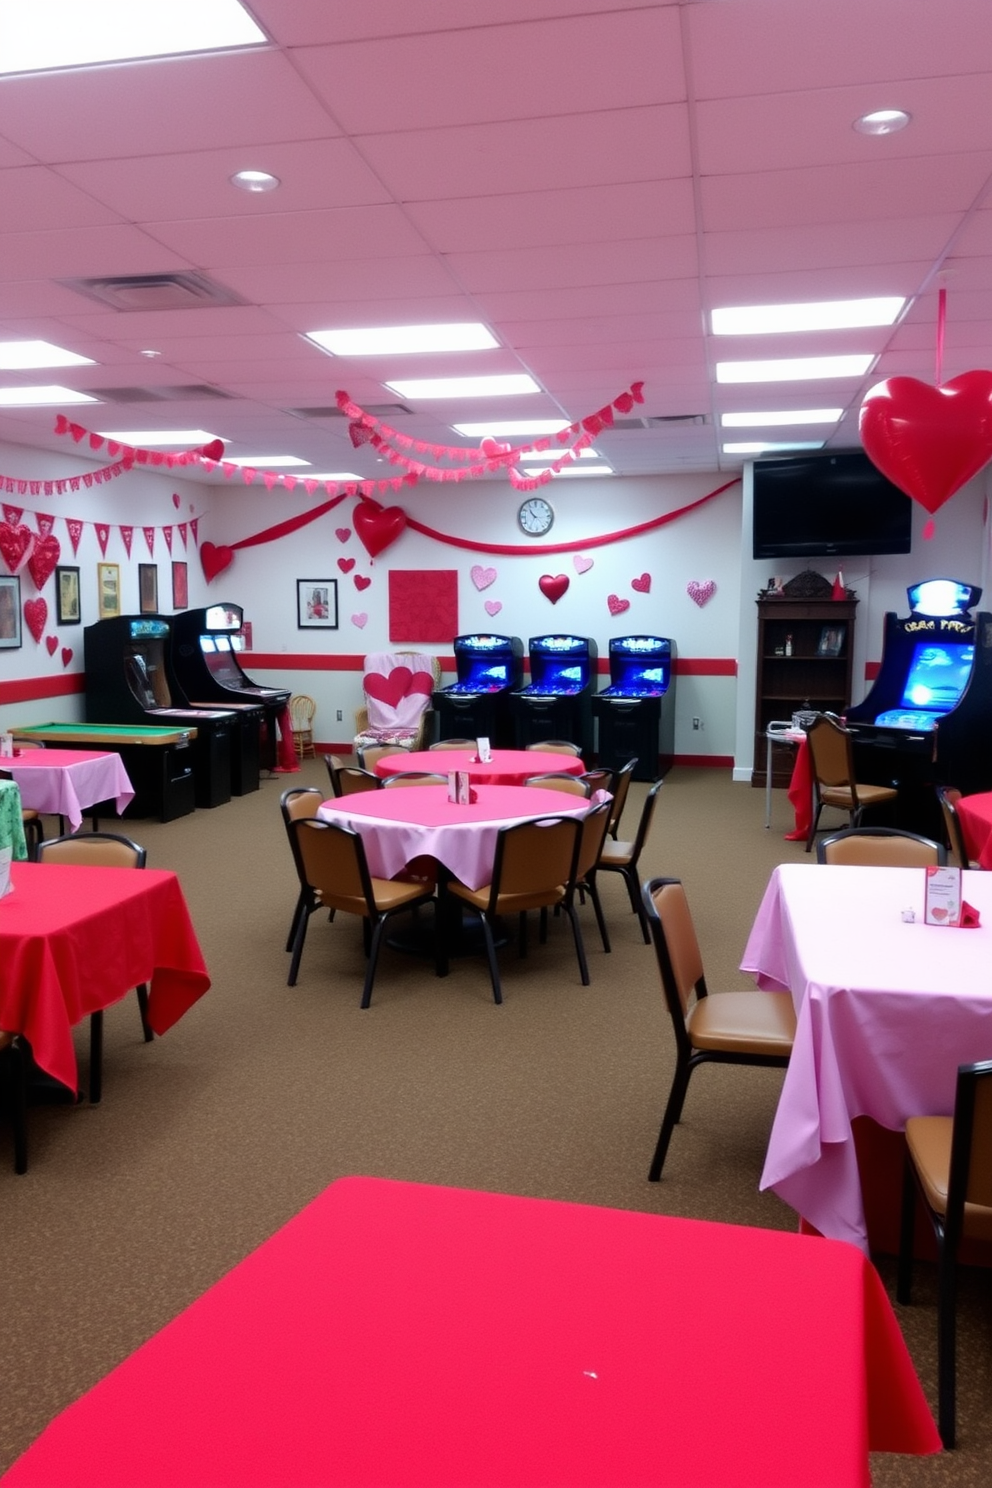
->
[692,717,701,730]
[336,709,343,721]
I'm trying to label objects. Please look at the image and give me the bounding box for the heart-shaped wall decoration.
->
[687,579,717,607]
[201,542,235,582]
[46,634,58,656]
[337,557,355,573]
[860,372,992,514]
[573,555,594,574]
[354,500,406,558]
[351,612,368,628]
[27,533,60,591]
[335,528,352,543]
[62,647,73,667]
[172,493,181,508]
[607,594,630,617]
[470,564,497,591]
[24,597,47,643]
[539,573,569,604]
[631,573,651,594]
[354,574,372,591]
[485,599,502,617]
[364,667,434,710]
[0,522,34,574]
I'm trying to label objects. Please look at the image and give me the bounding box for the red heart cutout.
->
[46,634,58,656]
[608,594,631,616]
[202,439,225,462]
[61,646,73,667]
[23,597,47,643]
[172,493,181,508]
[27,532,60,591]
[201,542,235,582]
[335,528,352,543]
[860,372,992,514]
[337,557,355,573]
[354,501,406,558]
[354,574,372,591]
[539,573,569,604]
[0,522,34,574]
[631,573,651,594]
[930,906,948,921]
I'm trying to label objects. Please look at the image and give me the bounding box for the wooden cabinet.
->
[753,579,857,788]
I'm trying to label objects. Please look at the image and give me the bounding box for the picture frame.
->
[139,563,159,616]
[97,562,120,620]
[56,565,81,625]
[817,625,845,657]
[297,578,338,630]
[172,560,188,610]
[0,574,21,648]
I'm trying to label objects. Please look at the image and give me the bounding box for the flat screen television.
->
[752,451,913,559]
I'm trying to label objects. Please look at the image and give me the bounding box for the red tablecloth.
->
[377,748,584,786]
[0,1176,939,1488]
[956,790,992,869]
[0,862,210,1091]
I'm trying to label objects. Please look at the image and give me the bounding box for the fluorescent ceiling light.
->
[0,339,95,369]
[223,455,309,468]
[716,355,875,383]
[520,447,599,460]
[231,170,280,193]
[0,385,98,406]
[724,441,825,454]
[454,419,571,437]
[0,0,265,76]
[385,374,540,399]
[524,464,613,478]
[854,109,911,136]
[97,428,221,445]
[307,324,498,356]
[721,409,843,428]
[712,298,904,336]
[305,472,361,482]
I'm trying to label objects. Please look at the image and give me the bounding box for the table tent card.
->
[0,846,12,898]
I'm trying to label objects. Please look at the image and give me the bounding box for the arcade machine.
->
[845,579,992,835]
[83,616,237,814]
[509,635,598,755]
[169,604,291,775]
[432,633,524,747]
[592,635,677,780]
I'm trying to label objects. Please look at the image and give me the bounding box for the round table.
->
[375,749,584,787]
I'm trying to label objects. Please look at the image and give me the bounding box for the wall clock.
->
[517,497,555,536]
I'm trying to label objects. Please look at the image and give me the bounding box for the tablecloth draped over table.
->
[0,1177,939,1488]
[3,749,134,832]
[376,749,585,787]
[785,735,812,841]
[0,863,210,1091]
[956,791,992,869]
[0,779,28,861]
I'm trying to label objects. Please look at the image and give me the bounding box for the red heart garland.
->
[0,521,34,574]
[201,542,235,582]
[46,634,58,656]
[62,646,73,667]
[24,597,47,643]
[354,501,406,558]
[27,532,61,591]
[859,372,992,514]
[539,574,569,604]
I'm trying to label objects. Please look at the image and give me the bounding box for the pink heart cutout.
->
[172,493,181,508]
[539,573,569,604]
[337,557,355,573]
[631,573,651,594]
[607,594,630,617]
[61,646,73,667]
[687,579,716,607]
[351,612,368,628]
[930,906,948,921]
[335,528,352,543]
[354,574,372,591]
[470,564,497,591]
[363,667,434,710]
[201,542,235,582]
[46,634,58,656]
[24,597,47,642]
[0,522,34,574]
[485,599,502,617]
[28,533,61,591]
[573,555,594,574]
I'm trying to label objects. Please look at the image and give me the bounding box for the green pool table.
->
[10,722,197,821]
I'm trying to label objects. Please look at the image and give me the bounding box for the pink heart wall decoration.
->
[485,599,502,617]
[539,574,569,604]
[46,634,58,656]
[27,533,61,591]
[470,564,497,591]
[0,522,34,574]
[573,555,594,574]
[351,612,368,628]
[687,579,716,607]
[24,597,47,643]
[631,573,651,594]
[335,528,351,543]
[607,594,630,616]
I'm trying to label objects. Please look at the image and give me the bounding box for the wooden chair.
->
[381,772,448,788]
[606,757,637,839]
[597,778,664,943]
[428,738,476,750]
[35,832,151,1103]
[356,743,409,772]
[523,773,591,797]
[526,740,582,756]
[804,713,897,852]
[898,1059,992,1448]
[280,786,325,953]
[642,877,796,1181]
[288,694,316,759]
[334,766,382,797]
[440,815,585,1002]
[817,826,946,867]
[0,1030,28,1175]
[287,818,436,1007]
[936,787,977,867]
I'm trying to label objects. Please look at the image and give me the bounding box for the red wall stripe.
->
[0,674,86,705]
[245,653,738,678]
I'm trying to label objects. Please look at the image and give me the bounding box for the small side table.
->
[764,723,805,829]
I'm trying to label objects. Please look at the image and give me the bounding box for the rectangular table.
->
[0,1176,939,1487]
[2,748,134,832]
[10,723,198,822]
[741,863,992,1252]
[0,861,210,1092]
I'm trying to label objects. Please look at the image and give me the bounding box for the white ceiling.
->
[0,0,991,481]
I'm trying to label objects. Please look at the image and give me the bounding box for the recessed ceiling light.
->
[721,409,843,428]
[712,298,904,335]
[231,170,280,194]
[0,339,95,369]
[223,455,309,468]
[140,349,162,359]
[523,464,614,478]
[97,428,221,445]
[307,324,498,356]
[0,0,266,76]
[854,109,911,136]
[454,419,571,437]
[386,374,540,399]
[0,385,98,406]
[716,355,875,384]
[724,441,826,455]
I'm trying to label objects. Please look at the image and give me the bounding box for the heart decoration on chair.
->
[23,597,47,643]
[0,522,34,574]
[859,371,992,515]
[27,533,60,591]
[470,564,497,591]
[539,574,569,604]
[687,579,717,607]
[363,667,434,711]
[607,594,631,616]
[354,500,407,558]
[201,542,235,582]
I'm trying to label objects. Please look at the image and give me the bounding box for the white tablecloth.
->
[4,750,134,833]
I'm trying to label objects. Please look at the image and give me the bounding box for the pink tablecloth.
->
[0,1176,939,1487]
[376,749,584,786]
[956,791,992,869]
[4,749,134,832]
[319,784,588,890]
[741,863,992,1252]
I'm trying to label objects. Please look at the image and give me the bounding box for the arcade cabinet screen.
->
[900,642,974,714]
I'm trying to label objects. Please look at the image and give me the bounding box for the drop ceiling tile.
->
[266,296,480,333]
[0,165,125,230]
[704,216,960,276]
[477,279,702,322]
[218,256,467,303]
[447,237,699,295]
[51,305,289,340]
[142,205,432,267]
[0,224,191,281]
[258,0,672,47]
[501,312,701,349]
[523,340,704,376]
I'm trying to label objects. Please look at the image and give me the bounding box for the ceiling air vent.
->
[611,414,708,430]
[287,403,414,420]
[89,384,235,403]
[59,272,246,312]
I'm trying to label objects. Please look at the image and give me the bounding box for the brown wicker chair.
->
[817,826,946,867]
[804,713,897,851]
[288,694,316,759]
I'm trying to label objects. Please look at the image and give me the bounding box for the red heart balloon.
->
[859,372,992,514]
[27,532,60,591]
[539,573,569,604]
[23,597,47,643]
[354,500,406,558]
[201,439,225,462]
[201,542,235,582]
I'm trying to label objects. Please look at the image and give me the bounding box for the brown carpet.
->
[1,763,989,1483]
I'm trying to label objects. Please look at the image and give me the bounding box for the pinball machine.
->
[591,635,677,780]
[845,579,992,835]
[509,634,598,755]
[432,633,524,747]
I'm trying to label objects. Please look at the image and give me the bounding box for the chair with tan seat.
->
[526,740,582,756]
[804,713,898,852]
[817,826,946,867]
[333,766,382,797]
[936,786,978,867]
[898,1059,992,1448]
[280,786,325,953]
[35,832,151,1103]
[0,1030,28,1174]
[428,738,476,751]
[642,876,796,1181]
[606,757,637,840]
[523,773,591,797]
[597,778,663,942]
[287,818,437,1006]
[357,743,409,772]
[323,754,346,796]
[564,797,614,956]
[288,694,316,759]
[578,767,614,798]
[381,772,448,788]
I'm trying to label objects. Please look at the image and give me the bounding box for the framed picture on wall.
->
[297,578,338,630]
[56,565,81,625]
[0,574,21,648]
[139,564,159,615]
[97,562,120,619]
[172,560,188,609]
